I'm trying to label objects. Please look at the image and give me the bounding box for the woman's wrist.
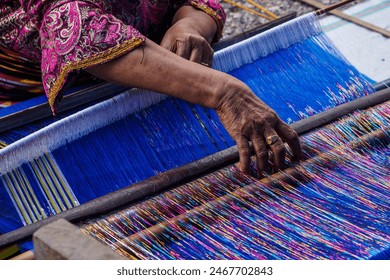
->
[172,6,217,43]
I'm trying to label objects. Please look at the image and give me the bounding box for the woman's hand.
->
[160,6,217,67]
[160,20,214,66]
[216,79,303,177]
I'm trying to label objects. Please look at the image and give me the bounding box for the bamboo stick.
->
[314,0,355,15]
[299,0,390,38]
[10,250,35,260]
[247,0,279,19]
[223,0,275,21]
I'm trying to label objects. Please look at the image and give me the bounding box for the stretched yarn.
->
[81,102,390,260]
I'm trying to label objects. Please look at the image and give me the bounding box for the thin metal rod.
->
[0,87,389,249]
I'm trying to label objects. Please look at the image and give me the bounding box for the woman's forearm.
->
[86,38,303,175]
[86,39,231,109]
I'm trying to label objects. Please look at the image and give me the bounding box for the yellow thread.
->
[18,79,43,86]
[45,153,79,207]
[13,168,40,222]
[30,159,61,214]
[7,171,37,224]
[18,167,48,220]
[3,174,31,225]
[0,141,7,149]
[34,157,67,212]
[42,153,74,209]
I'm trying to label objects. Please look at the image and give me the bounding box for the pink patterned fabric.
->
[0,0,225,113]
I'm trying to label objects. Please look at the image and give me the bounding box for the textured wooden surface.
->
[33,219,124,260]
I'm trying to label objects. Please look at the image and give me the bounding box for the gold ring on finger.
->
[266,135,279,146]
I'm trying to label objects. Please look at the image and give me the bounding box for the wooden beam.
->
[315,0,355,15]
[297,0,390,38]
[33,219,125,260]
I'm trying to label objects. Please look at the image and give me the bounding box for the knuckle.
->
[288,129,299,140]
[273,144,286,155]
[256,150,268,160]
[253,118,267,129]
[264,109,277,118]
[239,147,250,157]
[188,34,203,42]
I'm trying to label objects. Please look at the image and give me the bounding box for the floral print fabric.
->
[0,0,225,113]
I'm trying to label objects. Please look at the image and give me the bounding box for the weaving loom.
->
[78,101,390,260]
[0,7,389,259]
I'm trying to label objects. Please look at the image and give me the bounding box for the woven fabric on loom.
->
[80,101,390,260]
[0,13,377,237]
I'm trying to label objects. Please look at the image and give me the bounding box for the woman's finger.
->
[275,121,303,161]
[263,126,286,171]
[236,135,251,174]
[160,37,173,51]
[175,40,191,60]
[189,45,202,64]
[250,131,269,177]
[201,42,214,67]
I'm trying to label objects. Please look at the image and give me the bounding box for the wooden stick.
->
[116,128,389,246]
[298,0,390,38]
[247,0,279,19]
[223,0,275,21]
[10,250,35,260]
[0,87,389,249]
[314,0,355,15]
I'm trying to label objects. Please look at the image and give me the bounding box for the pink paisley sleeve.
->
[39,1,145,114]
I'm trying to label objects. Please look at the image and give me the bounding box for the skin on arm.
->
[86,39,302,176]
